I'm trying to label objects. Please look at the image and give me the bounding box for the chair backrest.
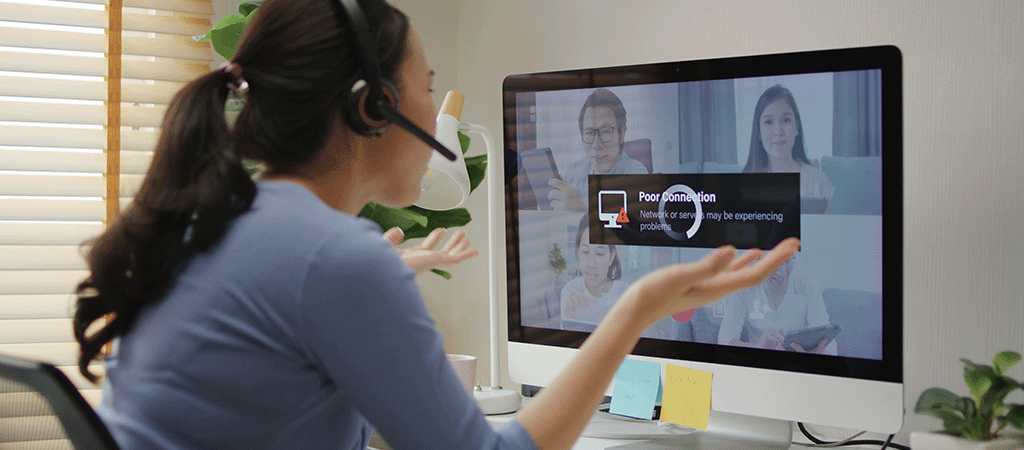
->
[0,353,119,450]
[622,138,653,173]
[820,155,882,215]
[702,161,743,174]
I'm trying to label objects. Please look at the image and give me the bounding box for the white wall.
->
[210,0,1024,444]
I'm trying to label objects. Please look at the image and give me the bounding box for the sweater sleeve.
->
[296,226,539,450]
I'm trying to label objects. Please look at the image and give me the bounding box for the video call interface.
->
[513,70,884,361]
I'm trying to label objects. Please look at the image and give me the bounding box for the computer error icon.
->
[598,190,628,228]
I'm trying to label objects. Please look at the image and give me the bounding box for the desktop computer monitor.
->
[503,46,903,442]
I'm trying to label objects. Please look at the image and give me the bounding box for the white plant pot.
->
[910,431,1024,450]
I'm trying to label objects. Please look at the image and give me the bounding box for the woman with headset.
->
[72,0,798,449]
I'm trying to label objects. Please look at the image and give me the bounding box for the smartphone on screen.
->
[520,148,562,210]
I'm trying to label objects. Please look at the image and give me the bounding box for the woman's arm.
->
[515,239,799,450]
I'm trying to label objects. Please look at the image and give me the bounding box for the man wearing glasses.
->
[549,88,649,212]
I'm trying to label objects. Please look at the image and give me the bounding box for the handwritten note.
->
[609,358,661,420]
[661,363,713,430]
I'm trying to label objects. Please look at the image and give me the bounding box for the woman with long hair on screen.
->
[742,84,834,202]
[72,0,798,448]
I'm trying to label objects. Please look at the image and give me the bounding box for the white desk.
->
[484,399,891,450]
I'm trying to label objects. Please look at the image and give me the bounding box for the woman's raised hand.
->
[621,237,800,327]
[383,227,479,273]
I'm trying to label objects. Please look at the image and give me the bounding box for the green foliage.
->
[203,3,486,279]
[915,351,1024,441]
[194,2,259,60]
[548,243,567,277]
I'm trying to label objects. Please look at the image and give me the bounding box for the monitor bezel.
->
[502,45,903,384]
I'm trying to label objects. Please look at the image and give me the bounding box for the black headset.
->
[334,0,456,161]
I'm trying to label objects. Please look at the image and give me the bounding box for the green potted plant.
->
[197,3,487,279]
[548,242,567,284]
[912,350,1024,449]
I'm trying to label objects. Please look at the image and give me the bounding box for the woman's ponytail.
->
[73,67,255,382]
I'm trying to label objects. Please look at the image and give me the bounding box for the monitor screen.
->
[503,46,903,434]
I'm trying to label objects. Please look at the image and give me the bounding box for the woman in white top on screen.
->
[742,84,835,201]
[561,214,628,325]
[560,214,679,339]
[548,88,648,211]
[717,255,837,355]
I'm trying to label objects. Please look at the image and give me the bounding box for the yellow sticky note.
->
[660,363,712,430]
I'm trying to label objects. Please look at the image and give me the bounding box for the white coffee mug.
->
[446,354,477,395]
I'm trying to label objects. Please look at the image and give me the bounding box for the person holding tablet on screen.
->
[71,1,800,449]
[717,255,838,355]
[742,84,835,203]
[548,88,648,211]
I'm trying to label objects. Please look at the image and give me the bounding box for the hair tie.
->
[220,62,249,94]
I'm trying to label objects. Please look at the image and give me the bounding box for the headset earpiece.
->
[346,77,400,136]
[334,0,455,160]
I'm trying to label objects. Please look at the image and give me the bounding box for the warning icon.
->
[616,207,629,224]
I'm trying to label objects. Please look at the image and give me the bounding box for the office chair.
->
[0,353,119,449]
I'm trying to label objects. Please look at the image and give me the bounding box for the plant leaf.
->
[965,366,995,400]
[430,268,452,280]
[961,416,992,441]
[1001,404,1024,431]
[359,202,428,231]
[466,154,487,193]
[961,357,984,371]
[400,207,472,240]
[194,29,214,42]
[916,387,964,414]
[913,389,968,435]
[238,1,259,16]
[458,131,471,154]
[993,351,1021,375]
[208,16,247,60]
[981,377,1017,416]
[961,396,977,419]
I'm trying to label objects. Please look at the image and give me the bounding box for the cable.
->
[796,423,911,450]
[879,434,894,450]
[793,430,866,448]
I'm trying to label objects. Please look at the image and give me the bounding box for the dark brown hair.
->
[577,88,627,134]
[73,0,410,381]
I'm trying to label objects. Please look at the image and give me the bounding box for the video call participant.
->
[560,214,682,340]
[549,88,648,211]
[717,255,838,355]
[561,214,628,324]
[72,0,801,448]
[742,84,835,201]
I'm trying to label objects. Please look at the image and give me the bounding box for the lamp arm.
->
[460,122,501,389]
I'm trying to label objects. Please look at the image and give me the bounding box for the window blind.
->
[0,0,213,445]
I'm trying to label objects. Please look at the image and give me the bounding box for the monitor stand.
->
[582,406,792,450]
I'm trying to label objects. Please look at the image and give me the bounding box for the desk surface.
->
[484,400,890,450]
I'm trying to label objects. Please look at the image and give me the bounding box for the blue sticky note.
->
[610,358,661,420]
[657,376,663,403]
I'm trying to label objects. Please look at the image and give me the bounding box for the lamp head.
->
[415,90,471,210]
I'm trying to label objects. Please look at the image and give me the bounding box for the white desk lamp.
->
[415,91,522,415]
